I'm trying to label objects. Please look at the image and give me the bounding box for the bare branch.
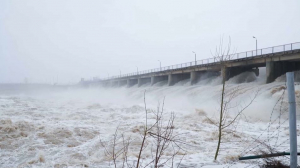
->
[222,89,259,129]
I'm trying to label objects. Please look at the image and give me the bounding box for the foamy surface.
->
[1,70,300,167]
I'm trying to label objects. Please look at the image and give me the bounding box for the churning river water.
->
[1,70,300,167]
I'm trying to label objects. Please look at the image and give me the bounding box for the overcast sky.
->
[0,0,299,84]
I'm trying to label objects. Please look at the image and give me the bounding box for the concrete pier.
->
[151,76,168,86]
[118,80,127,87]
[102,81,110,87]
[127,79,138,87]
[111,81,119,87]
[190,71,202,85]
[266,61,300,83]
[138,78,151,87]
[223,66,259,81]
[168,73,190,86]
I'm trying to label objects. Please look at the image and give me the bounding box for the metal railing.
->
[103,42,300,80]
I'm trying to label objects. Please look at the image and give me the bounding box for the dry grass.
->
[223,154,239,163]
[260,160,289,168]
[202,118,216,125]
[270,86,286,95]
[195,109,206,116]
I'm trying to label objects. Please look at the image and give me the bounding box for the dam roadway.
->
[100,42,300,87]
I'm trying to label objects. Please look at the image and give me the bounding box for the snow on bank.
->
[1,71,300,167]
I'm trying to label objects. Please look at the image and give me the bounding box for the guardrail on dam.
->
[99,42,300,87]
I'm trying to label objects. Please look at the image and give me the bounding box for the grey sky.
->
[0,0,299,84]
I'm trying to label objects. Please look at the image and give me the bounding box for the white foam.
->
[0,70,298,167]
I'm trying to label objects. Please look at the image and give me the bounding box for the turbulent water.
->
[1,69,300,167]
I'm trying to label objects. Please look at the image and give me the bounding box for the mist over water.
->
[1,69,300,167]
[98,67,289,120]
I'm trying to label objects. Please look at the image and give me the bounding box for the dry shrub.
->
[100,92,186,168]
[0,119,12,125]
[54,164,68,168]
[123,105,144,113]
[271,86,286,95]
[223,154,239,163]
[295,90,300,99]
[260,160,288,168]
[28,153,45,164]
[202,118,216,125]
[256,142,289,168]
[87,103,102,109]
[195,109,206,116]
[130,125,144,133]
[206,131,219,141]
[232,133,241,139]
[223,130,241,139]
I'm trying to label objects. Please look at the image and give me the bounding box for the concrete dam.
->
[100,42,300,87]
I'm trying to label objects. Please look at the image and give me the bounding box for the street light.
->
[158,60,161,71]
[192,51,196,65]
[119,70,121,77]
[136,66,138,75]
[253,36,257,56]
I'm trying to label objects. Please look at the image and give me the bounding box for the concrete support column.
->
[107,81,111,87]
[190,71,201,85]
[265,61,300,83]
[253,67,259,76]
[127,79,138,87]
[151,76,168,86]
[266,61,289,83]
[222,66,260,82]
[113,81,119,87]
[102,82,108,87]
[168,74,174,86]
[266,61,275,83]
[168,73,190,86]
[118,80,127,87]
[151,76,156,86]
[138,78,142,87]
[110,81,115,87]
[126,80,131,87]
[138,78,151,87]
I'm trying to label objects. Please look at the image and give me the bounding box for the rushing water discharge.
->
[1,68,300,167]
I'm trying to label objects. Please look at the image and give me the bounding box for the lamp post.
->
[136,66,138,75]
[192,51,196,65]
[253,36,257,56]
[158,60,161,71]
[119,70,121,77]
